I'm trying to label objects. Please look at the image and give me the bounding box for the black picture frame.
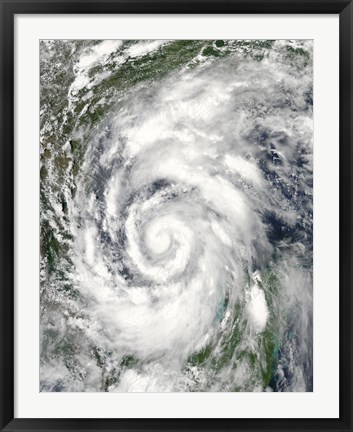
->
[1,1,352,431]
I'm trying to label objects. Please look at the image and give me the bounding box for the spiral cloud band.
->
[40,40,313,392]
